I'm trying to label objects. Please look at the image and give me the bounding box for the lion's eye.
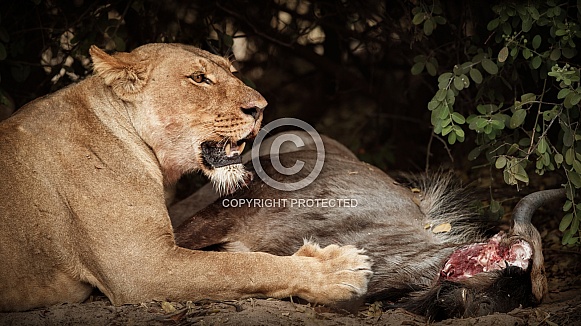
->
[188,72,213,85]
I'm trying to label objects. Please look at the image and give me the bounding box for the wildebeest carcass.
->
[171,131,564,320]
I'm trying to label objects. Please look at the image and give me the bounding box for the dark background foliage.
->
[0,0,464,170]
[1,0,579,240]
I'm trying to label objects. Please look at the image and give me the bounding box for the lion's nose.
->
[241,93,267,120]
[241,106,261,119]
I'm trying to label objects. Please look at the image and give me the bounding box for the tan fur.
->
[0,43,372,312]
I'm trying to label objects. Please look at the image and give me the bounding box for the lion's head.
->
[89,43,267,194]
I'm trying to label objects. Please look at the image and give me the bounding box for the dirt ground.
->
[0,285,579,326]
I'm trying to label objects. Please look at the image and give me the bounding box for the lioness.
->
[0,44,372,312]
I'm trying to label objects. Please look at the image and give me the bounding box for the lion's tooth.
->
[225,143,231,156]
[238,142,246,153]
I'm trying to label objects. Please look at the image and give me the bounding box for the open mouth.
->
[201,139,248,169]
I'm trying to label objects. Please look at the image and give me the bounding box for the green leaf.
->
[460,74,470,88]
[438,105,450,119]
[442,124,453,136]
[555,153,564,165]
[481,58,499,75]
[487,18,500,31]
[411,62,425,75]
[562,48,576,59]
[514,164,529,183]
[435,89,447,101]
[543,107,558,121]
[532,35,541,49]
[428,100,440,110]
[528,6,540,19]
[468,147,482,160]
[510,46,519,58]
[522,17,532,32]
[446,89,455,103]
[557,88,571,99]
[414,55,427,63]
[514,163,529,183]
[438,72,453,84]
[560,213,573,231]
[537,138,547,154]
[570,216,579,234]
[518,137,531,147]
[563,200,572,211]
[454,126,465,139]
[469,68,483,84]
[550,48,561,61]
[564,92,575,109]
[489,119,505,130]
[451,112,465,124]
[453,76,464,90]
[498,46,509,63]
[569,171,581,188]
[424,19,434,35]
[412,12,426,25]
[448,131,457,144]
[509,109,526,128]
[564,130,574,147]
[571,93,581,106]
[562,229,573,245]
[522,48,532,59]
[475,118,488,129]
[521,93,536,102]
[574,160,581,174]
[507,143,519,155]
[496,156,507,169]
[425,61,437,76]
[566,148,575,165]
[531,56,542,69]
[433,16,447,25]
[502,22,512,35]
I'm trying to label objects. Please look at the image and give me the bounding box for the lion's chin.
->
[206,164,248,195]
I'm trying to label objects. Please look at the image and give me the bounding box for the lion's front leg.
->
[98,242,372,309]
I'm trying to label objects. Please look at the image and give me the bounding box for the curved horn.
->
[512,188,566,224]
[511,188,566,303]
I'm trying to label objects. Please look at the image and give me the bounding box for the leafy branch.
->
[412,0,581,244]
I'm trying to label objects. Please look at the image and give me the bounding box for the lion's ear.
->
[89,45,151,97]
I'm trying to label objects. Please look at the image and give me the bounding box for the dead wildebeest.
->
[170,130,564,320]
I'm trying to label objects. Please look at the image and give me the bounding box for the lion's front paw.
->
[292,240,373,308]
